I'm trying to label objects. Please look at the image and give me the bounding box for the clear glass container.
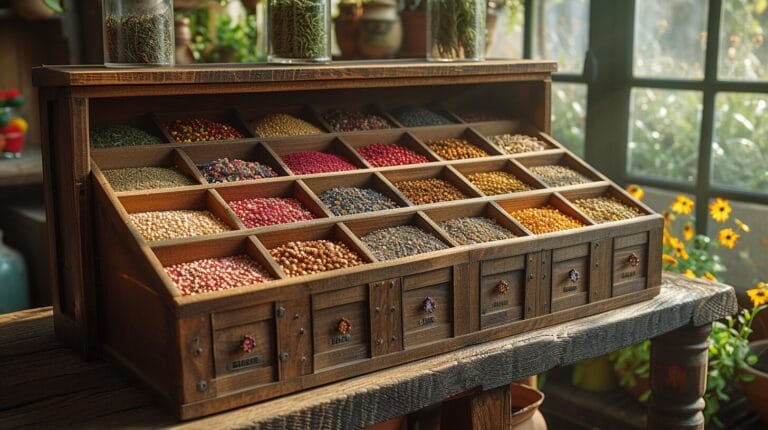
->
[267,0,331,63]
[427,0,486,61]
[102,0,175,67]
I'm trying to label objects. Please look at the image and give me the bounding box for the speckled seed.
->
[438,217,516,245]
[318,187,400,215]
[129,209,231,241]
[165,255,272,296]
[250,113,323,137]
[269,240,365,277]
[488,134,548,154]
[197,158,279,183]
[529,165,592,187]
[426,138,488,160]
[467,171,532,195]
[509,205,585,235]
[361,225,448,261]
[103,167,195,192]
[163,118,245,142]
[392,107,454,127]
[229,197,316,228]
[322,109,391,132]
[394,178,467,205]
[573,196,642,223]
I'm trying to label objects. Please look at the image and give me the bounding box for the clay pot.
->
[357,0,402,59]
[11,0,57,20]
[509,383,547,430]
[334,2,362,59]
[399,9,426,58]
[742,339,768,423]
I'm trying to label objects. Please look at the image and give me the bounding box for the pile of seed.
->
[426,138,488,160]
[229,197,316,228]
[394,178,467,205]
[129,210,231,241]
[90,124,163,148]
[318,187,400,215]
[392,107,453,127]
[356,143,430,167]
[488,134,548,154]
[165,255,272,296]
[103,167,195,192]
[529,165,592,187]
[509,206,585,234]
[197,158,279,183]
[270,240,365,277]
[467,171,532,195]
[438,217,516,245]
[573,196,642,223]
[281,151,358,175]
[361,225,448,260]
[163,118,246,142]
[454,109,505,123]
[251,113,323,137]
[322,109,391,132]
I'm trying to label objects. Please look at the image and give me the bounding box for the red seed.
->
[281,151,358,175]
[356,143,430,167]
[164,255,272,295]
[229,197,316,228]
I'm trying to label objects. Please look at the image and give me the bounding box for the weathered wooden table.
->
[0,273,736,429]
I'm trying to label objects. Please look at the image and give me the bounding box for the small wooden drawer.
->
[312,285,370,370]
[479,255,525,329]
[613,232,649,297]
[212,303,277,387]
[551,243,590,312]
[402,268,453,348]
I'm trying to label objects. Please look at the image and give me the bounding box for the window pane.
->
[487,0,525,59]
[712,92,768,192]
[627,88,702,182]
[633,0,708,79]
[637,185,696,227]
[718,0,768,81]
[531,0,590,74]
[551,82,587,157]
[706,199,768,289]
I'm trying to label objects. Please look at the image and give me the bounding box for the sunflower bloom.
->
[718,228,740,249]
[671,196,694,215]
[683,223,694,241]
[662,254,678,266]
[684,269,696,278]
[663,228,672,245]
[627,184,644,200]
[668,236,689,260]
[703,272,717,281]
[735,218,750,232]
[663,211,676,228]
[709,198,731,223]
[747,284,768,307]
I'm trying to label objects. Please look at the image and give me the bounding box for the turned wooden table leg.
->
[648,323,711,430]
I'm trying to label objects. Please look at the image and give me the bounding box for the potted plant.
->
[610,185,767,427]
[741,283,768,424]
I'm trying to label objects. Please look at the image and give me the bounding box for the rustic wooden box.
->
[33,61,661,419]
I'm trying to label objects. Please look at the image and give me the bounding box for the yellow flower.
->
[627,184,644,200]
[662,254,678,266]
[709,198,731,223]
[747,284,768,307]
[703,272,717,281]
[735,218,750,232]
[718,228,740,249]
[663,228,672,245]
[683,223,694,241]
[684,269,696,278]
[671,196,694,215]
[663,211,676,228]
[668,236,689,260]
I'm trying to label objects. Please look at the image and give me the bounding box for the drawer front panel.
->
[402,270,453,348]
[213,303,277,384]
[551,256,589,312]
[480,269,524,329]
[313,286,369,369]
[613,244,648,296]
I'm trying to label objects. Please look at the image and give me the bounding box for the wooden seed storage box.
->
[33,61,662,420]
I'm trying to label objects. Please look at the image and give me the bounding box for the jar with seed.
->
[427,0,485,61]
[102,0,175,67]
[268,0,331,63]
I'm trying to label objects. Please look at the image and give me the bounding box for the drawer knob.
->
[496,280,510,295]
[628,253,640,267]
[337,317,352,335]
[568,269,581,283]
[240,335,256,353]
[422,296,437,313]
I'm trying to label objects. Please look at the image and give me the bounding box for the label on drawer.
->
[230,354,264,371]
[213,319,275,378]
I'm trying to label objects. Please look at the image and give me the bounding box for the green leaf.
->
[43,0,64,13]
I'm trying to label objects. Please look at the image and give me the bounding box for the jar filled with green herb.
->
[268,0,331,63]
[102,0,175,67]
[427,0,485,61]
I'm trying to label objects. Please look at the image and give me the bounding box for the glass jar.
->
[268,0,331,63]
[102,0,175,67]
[427,0,486,61]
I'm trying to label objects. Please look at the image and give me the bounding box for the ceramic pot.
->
[334,2,362,58]
[742,339,768,423]
[357,0,402,59]
[0,230,30,314]
[509,383,547,430]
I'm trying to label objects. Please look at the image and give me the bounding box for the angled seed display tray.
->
[33,60,661,419]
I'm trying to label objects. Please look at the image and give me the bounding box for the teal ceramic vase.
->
[0,230,30,314]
